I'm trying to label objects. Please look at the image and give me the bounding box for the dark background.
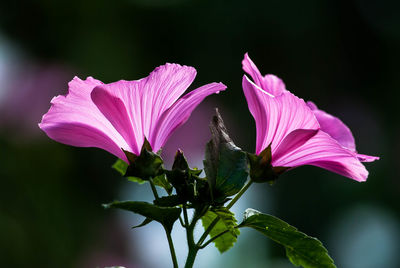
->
[0,0,398,267]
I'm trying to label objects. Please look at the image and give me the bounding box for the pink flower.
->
[39,63,226,162]
[242,53,378,182]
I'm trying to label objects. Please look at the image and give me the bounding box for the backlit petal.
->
[307,101,356,151]
[356,153,380,162]
[136,63,196,137]
[242,53,287,96]
[93,64,197,150]
[39,77,129,161]
[272,130,369,182]
[91,86,141,155]
[242,75,319,154]
[151,82,227,151]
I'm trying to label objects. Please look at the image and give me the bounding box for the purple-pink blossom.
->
[39,63,226,162]
[242,53,378,182]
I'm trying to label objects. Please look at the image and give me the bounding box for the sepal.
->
[166,149,199,203]
[123,139,164,180]
[247,144,289,183]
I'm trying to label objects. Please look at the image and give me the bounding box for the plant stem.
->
[148,179,177,268]
[164,226,179,268]
[226,180,253,209]
[148,177,159,199]
[197,180,253,246]
[199,229,230,249]
[179,216,186,227]
[185,242,199,268]
[184,205,201,268]
[183,204,190,227]
[197,216,218,246]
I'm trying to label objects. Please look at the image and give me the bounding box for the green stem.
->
[148,177,159,199]
[184,205,201,268]
[197,180,253,246]
[226,180,253,209]
[185,243,199,268]
[164,226,179,268]
[179,216,186,227]
[183,204,190,227]
[199,229,230,249]
[148,178,177,268]
[184,219,199,268]
[197,216,218,247]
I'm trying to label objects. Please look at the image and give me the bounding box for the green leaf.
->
[214,145,248,196]
[132,218,152,229]
[112,159,129,176]
[203,109,249,202]
[126,176,147,184]
[239,209,336,268]
[103,201,181,233]
[201,207,240,253]
[153,195,182,207]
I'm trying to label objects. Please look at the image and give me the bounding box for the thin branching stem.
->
[226,180,253,209]
[148,178,178,268]
[184,206,200,268]
[148,177,159,200]
[164,225,179,268]
[199,229,230,249]
[183,204,190,227]
[196,180,253,247]
[179,215,186,228]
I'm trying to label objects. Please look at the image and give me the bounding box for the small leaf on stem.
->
[201,207,240,253]
[132,218,153,229]
[103,201,181,233]
[154,195,182,207]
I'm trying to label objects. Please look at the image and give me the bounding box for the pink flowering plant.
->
[40,56,378,268]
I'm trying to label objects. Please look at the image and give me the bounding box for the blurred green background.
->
[0,0,398,267]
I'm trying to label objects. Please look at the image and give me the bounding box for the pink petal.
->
[151,82,227,151]
[91,86,141,155]
[356,153,380,162]
[93,64,197,151]
[272,129,319,161]
[39,77,130,161]
[307,101,356,151]
[272,130,370,182]
[136,63,197,137]
[242,75,319,155]
[306,102,379,163]
[242,53,265,91]
[242,53,287,96]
